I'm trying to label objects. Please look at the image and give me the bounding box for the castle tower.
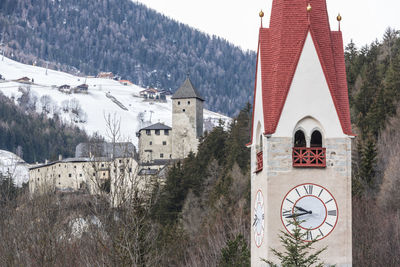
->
[171,77,204,159]
[250,1,353,266]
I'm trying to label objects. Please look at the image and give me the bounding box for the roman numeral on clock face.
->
[282,210,291,217]
[328,210,337,216]
[307,231,313,240]
[303,185,313,195]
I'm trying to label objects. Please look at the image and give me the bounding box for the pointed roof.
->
[172,77,204,101]
[252,0,353,138]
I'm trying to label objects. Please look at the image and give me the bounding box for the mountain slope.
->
[0,0,256,116]
[0,56,231,150]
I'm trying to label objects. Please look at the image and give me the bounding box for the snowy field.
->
[0,56,231,147]
[0,150,29,187]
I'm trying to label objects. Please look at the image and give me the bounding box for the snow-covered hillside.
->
[0,150,29,187]
[0,56,231,147]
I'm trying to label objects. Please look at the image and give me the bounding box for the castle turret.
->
[171,77,204,159]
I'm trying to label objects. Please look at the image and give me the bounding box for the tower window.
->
[146,130,151,135]
[164,130,169,135]
[149,141,152,145]
[183,109,186,112]
[163,141,167,145]
[178,101,181,105]
[311,131,323,147]
[188,101,190,105]
[155,130,160,135]
[294,130,306,147]
[160,153,164,158]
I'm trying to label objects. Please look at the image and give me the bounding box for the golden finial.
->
[337,13,342,22]
[259,10,264,18]
[307,3,312,12]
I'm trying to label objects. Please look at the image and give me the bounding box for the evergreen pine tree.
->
[219,234,250,267]
[359,134,377,187]
[262,219,329,267]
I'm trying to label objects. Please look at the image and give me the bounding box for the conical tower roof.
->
[172,77,204,101]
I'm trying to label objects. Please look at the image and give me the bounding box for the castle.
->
[137,77,204,164]
[29,77,205,202]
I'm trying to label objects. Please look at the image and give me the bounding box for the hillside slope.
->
[0,0,256,116]
[0,56,231,149]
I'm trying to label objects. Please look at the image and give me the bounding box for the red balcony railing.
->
[255,151,263,173]
[292,147,326,168]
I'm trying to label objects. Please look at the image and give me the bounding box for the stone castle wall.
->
[171,98,202,159]
[138,129,172,163]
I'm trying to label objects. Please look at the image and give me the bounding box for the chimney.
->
[59,154,63,161]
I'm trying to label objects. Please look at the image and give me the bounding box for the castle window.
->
[69,174,72,177]
[188,101,190,105]
[155,130,160,135]
[183,109,186,112]
[149,141,152,145]
[146,130,151,135]
[178,101,181,105]
[160,153,164,158]
[311,130,323,147]
[164,130,169,135]
[163,141,167,145]
[294,130,306,147]
[79,174,82,177]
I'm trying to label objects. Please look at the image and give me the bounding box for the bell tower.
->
[171,77,204,159]
[249,1,353,266]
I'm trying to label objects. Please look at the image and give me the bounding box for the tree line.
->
[0,92,89,163]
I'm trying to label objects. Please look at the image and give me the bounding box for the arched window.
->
[294,130,306,147]
[310,131,322,147]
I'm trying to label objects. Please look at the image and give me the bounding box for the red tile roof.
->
[253,0,353,139]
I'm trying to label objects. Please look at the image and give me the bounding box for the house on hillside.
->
[14,77,31,84]
[74,84,89,93]
[97,72,114,79]
[139,88,167,101]
[58,84,72,94]
[119,80,133,86]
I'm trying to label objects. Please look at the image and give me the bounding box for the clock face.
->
[253,190,265,247]
[281,183,338,242]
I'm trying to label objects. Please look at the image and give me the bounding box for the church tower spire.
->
[250,0,353,266]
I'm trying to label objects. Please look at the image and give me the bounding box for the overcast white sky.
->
[136,0,400,51]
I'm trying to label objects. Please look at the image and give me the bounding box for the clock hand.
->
[285,212,310,218]
[295,205,312,214]
[253,215,258,226]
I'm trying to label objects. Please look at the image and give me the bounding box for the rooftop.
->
[171,77,204,101]
[139,123,172,131]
